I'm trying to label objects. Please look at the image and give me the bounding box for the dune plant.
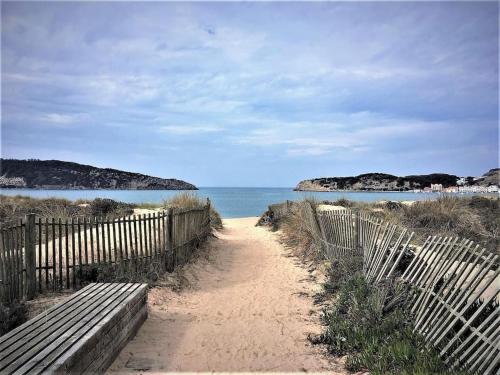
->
[164,192,223,229]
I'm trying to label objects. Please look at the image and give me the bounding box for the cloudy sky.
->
[1,1,498,187]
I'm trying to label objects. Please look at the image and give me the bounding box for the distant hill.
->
[0,159,197,190]
[295,172,483,192]
[474,168,499,187]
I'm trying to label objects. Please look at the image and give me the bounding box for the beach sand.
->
[108,217,346,374]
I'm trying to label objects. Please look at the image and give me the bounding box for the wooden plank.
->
[43,284,147,374]
[45,218,49,290]
[0,283,124,371]
[118,217,124,262]
[65,218,69,289]
[58,218,63,289]
[37,218,42,293]
[122,216,129,262]
[13,284,144,374]
[148,213,153,259]
[83,217,89,265]
[77,217,83,281]
[71,218,76,288]
[112,218,118,264]
[138,214,144,260]
[0,283,102,348]
[106,218,112,263]
[89,217,95,264]
[133,216,138,261]
[96,217,101,264]
[101,217,106,264]
[0,231,5,302]
[25,214,36,300]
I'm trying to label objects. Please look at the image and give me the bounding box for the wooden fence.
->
[268,201,499,374]
[0,204,211,303]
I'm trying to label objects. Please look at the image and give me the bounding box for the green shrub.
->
[323,256,363,295]
[313,276,449,374]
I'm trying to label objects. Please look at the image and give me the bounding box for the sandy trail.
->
[109,217,343,374]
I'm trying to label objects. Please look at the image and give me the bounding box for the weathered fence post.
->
[24,213,37,300]
[206,198,211,231]
[354,212,360,255]
[166,208,174,272]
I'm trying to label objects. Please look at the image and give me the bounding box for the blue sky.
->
[1,1,498,187]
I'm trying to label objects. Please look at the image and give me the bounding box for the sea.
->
[0,187,454,218]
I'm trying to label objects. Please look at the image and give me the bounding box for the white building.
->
[430,184,443,192]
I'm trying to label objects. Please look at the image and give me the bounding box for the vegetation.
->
[296,172,463,191]
[261,199,322,259]
[327,195,499,254]
[311,271,450,374]
[0,301,29,336]
[0,193,223,229]
[163,192,223,229]
[0,195,135,226]
[0,158,197,190]
[266,196,494,373]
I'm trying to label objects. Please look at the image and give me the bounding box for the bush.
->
[0,301,29,336]
[323,256,363,295]
[88,198,134,218]
[0,195,135,225]
[164,192,223,230]
[313,276,449,375]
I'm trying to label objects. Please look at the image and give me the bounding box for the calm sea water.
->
[0,188,446,218]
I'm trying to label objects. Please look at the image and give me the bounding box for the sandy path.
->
[109,217,343,374]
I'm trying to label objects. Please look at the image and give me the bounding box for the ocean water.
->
[0,187,446,218]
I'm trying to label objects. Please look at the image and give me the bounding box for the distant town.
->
[423,179,498,193]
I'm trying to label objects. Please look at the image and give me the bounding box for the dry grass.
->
[278,199,324,260]
[0,195,135,226]
[279,195,499,254]
[369,196,499,254]
[163,192,223,229]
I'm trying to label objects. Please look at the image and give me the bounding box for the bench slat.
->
[0,283,122,368]
[0,283,98,347]
[46,286,147,373]
[0,283,147,375]
[0,283,106,353]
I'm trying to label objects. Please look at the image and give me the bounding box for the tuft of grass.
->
[279,199,323,259]
[0,301,29,336]
[164,192,223,229]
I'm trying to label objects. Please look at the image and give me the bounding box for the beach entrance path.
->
[108,217,344,373]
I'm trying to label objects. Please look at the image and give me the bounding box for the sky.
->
[1,1,498,187]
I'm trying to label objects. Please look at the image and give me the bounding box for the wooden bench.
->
[0,283,148,374]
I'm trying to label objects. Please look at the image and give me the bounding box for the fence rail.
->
[0,204,211,303]
[268,201,499,375]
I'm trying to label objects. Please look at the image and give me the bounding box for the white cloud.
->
[159,125,222,135]
[42,113,77,125]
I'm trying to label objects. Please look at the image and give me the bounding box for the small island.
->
[295,169,499,193]
[0,159,197,190]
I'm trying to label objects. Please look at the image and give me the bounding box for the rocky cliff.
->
[0,159,197,190]
[474,168,499,187]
